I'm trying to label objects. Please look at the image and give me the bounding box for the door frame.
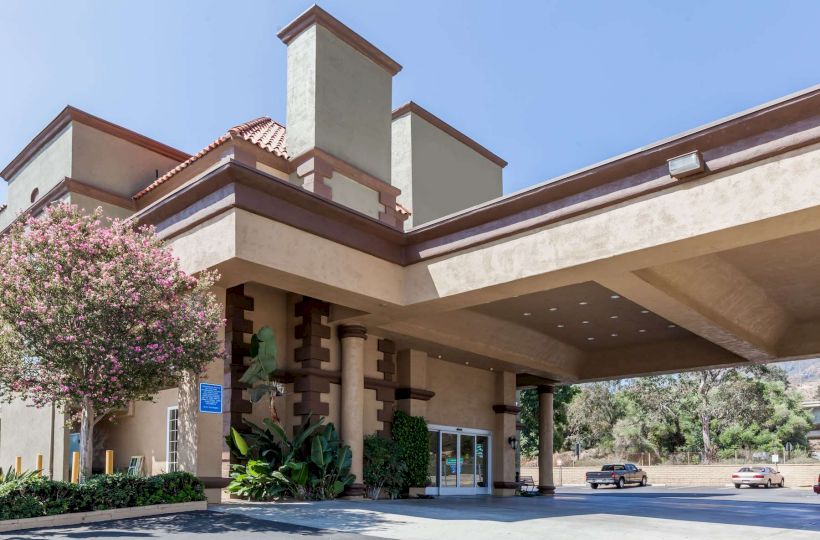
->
[426,424,492,496]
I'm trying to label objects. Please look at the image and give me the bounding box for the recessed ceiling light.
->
[579,301,588,305]
[641,310,649,314]
[611,333,618,337]
[638,329,647,333]
[610,315,619,319]
[668,324,677,328]
[556,324,564,328]
[610,295,620,299]
[437,355,442,359]
[523,312,532,316]
[465,361,470,365]
[587,337,595,341]
[489,367,494,371]
[549,307,558,311]
[582,320,590,324]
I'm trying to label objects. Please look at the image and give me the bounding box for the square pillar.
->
[492,371,518,496]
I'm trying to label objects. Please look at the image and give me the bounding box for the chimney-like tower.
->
[278,6,406,227]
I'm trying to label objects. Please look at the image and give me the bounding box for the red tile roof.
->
[134,117,287,200]
[133,116,412,218]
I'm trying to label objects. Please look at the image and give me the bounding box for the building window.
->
[30,188,39,203]
[166,406,179,472]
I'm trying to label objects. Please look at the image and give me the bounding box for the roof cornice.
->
[277,4,402,76]
[393,101,508,168]
[1,106,190,181]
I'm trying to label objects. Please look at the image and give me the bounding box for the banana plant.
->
[239,326,284,421]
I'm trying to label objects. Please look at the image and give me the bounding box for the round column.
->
[339,324,367,496]
[538,385,555,494]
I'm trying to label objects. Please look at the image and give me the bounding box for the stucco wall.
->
[100,388,179,475]
[425,357,496,432]
[71,122,181,198]
[392,112,502,227]
[0,399,69,480]
[0,124,72,230]
[68,192,133,221]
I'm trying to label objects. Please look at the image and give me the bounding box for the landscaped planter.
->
[0,500,207,533]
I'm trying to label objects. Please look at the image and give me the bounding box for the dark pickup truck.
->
[586,463,647,489]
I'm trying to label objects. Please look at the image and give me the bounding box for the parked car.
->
[731,466,784,488]
[586,463,647,489]
[814,473,819,495]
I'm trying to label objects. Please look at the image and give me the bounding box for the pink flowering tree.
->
[0,204,223,479]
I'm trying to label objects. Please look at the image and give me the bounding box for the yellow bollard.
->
[14,456,22,475]
[35,454,43,476]
[71,452,80,484]
[105,450,114,474]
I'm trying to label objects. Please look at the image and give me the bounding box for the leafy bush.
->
[363,435,407,499]
[226,416,354,501]
[391,411,430,490]
[0,471,204,521]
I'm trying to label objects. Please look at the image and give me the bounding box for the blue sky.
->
[2,0,820,204]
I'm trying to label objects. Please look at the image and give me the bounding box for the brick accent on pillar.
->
[296,156,333,199]
[376,339,396,437]
[293,297,331,422]
[223,285,254,472]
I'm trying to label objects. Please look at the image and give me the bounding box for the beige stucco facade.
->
[3,5,820,497]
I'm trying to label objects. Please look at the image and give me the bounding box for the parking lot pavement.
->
[0,511,387,540]
[4,486,819,540]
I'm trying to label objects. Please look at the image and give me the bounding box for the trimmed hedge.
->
[0,472,205,521]
[392,411,430,490]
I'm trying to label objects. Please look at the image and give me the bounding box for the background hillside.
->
[777,358,820,399]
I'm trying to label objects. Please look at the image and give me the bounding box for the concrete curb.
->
[0,500,208,533]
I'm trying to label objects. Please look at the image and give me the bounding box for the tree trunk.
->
[79,398,95,481]
[701,413,713,463]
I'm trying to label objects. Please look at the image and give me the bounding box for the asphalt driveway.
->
[5,486,819,539]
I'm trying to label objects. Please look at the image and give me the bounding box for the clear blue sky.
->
[2,0,820,204]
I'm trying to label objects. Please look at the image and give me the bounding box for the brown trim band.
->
[393,102,507,168]
[338,324,368,340]
[493,481,519,490]
[199,476,230,489]
[396,387,435,401]
[141,90,820,268]
[492,404,521,415]
[1,176,137,237]
[277,5,402,76]
[537,385,555,395]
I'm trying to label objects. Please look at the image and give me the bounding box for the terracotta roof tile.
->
[134,117,287,200]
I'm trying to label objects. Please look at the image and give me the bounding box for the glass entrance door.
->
[427,426,491,495]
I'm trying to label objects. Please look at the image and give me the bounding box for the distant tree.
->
[0,204,223,479]
[565,382,624,453]
[519,385,578,458]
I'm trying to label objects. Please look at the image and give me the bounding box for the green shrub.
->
[226,416,354,501]
[0,471,204,521]
[391,411,430,490]
[363,435,407,499]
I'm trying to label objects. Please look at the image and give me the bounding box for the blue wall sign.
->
[199,383,223,414]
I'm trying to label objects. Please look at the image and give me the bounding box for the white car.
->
[732,466,784,488]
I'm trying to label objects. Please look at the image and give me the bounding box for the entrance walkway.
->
[212,486,820,540]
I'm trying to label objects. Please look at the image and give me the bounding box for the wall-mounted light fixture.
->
[508,436,518,450]
[667,150,705,179]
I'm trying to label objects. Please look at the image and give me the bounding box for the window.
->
[30,188,39,203]
[166,406,179,472]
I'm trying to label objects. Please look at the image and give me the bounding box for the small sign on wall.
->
[199,383,223,414]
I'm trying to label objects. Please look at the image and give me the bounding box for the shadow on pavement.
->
[1,510,383,539]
